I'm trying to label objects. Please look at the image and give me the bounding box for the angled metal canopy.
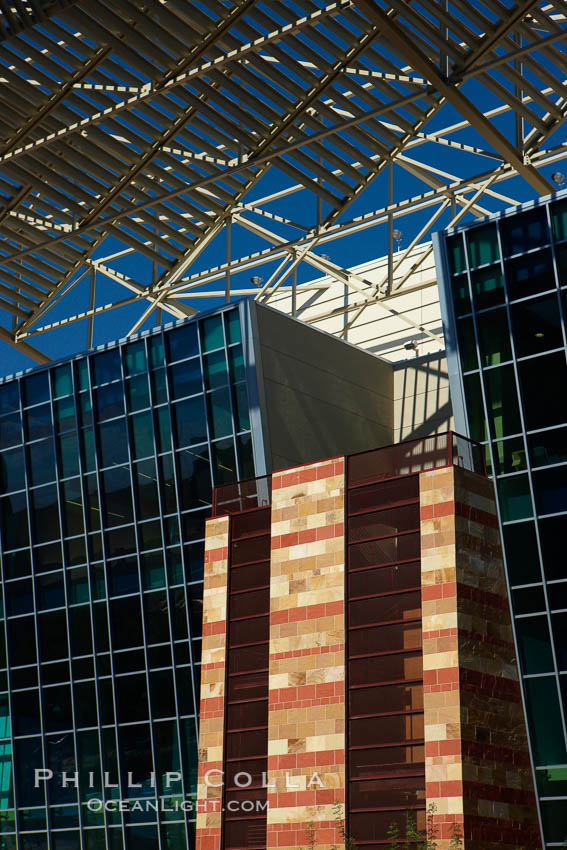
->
[0,0,566,364]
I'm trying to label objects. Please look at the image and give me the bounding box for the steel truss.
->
[0,0,567,362]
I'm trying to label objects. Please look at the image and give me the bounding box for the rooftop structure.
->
[0,1,566,367]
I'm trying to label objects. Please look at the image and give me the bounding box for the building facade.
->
[0,299,397,850]
[196,437,541,850]
[433,192,567,847]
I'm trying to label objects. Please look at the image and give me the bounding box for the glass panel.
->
[510,293,563,357]
[123,341,147,376]
[200,314,224,351]
[52,365,73,398]
[92,350,121,385]
[533,465,567,515]
[506,248,555,299]
[208,387,232,439]
[54,397,76,433]
[0,412,22,447]
[0,381,20,413]
[101,467,133,527]
[156,406,172,453]
[463,373,487,443]
[233,384,250,432]
[229,345,245,383]
[477,308,512,366]
[483,365,521,438]
[62,478,84,537]
[349,534,420,569]
[512,585,545,615]
[552,198,567,241]
[99,419,128,468]
[159,454,177,514]
[169,359,202,400]
[173,396,207,447]
[471,264,505,310]
[225,309,242,344]
[349,622,422,657]
[25,403,52,440]
[552,613,567,670]
[203,350,228,389]
[131,411,154,460]
[447,234,466,274]
[1,493,28,549]
[23,372,49,406]
[28,438,55,486]
[148,335,165,368]
[524,676,567,765]
[451,273,471,316]
[76,360,89,391]
[177,446,211,510]
[141,551,165,590]
[492,436,527,475]
[126,374,150,412]
[166,323,199,362]
[349,591,421,626]
[237,432,254,480]
[467,223,500,267]
[0,447,25,493]
[501,207,550,256]
[518,352,567,431]
[133,459,160,520]
[31,484,59,543]
[95,383,124,421]
[540,515,567,581]
[212,438,237,486]
[79,392,92,427]
[497,474,533,522]
[456,316,477,372]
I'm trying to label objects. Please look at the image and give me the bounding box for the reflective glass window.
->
[150,670,176,718]
[67,567,89,605]
[237,432,254,480]
[92,350,121,385]
[173,396,207,448]
[23,372,49,407]
[54,397,76,433]
[233,384,250,433]
[502,522,541,585]
[552,198,567,241]
[126,374,150,412]
[451,273,470,316]
[39,610,68,661]
[156,406,171,454]
[506,248,555,299]
[28,438,55,486]
[204,350,228,389]
[75,360,89,391]
[64,536,85,567]
[151,368,167,405]
[524,676,567,765]
[177,446,211,510]
[501,207,549,256]
[159,454,177,514]
[456,316,477,372]
[123,341,147,376]
[143,592,170,645]
[471,264,505,310]
[463,373,487,443]
[497,474,533,522]
[5,578,33,616]
[78,392,92,427]
[166,323,198,362]
[101,467,133,528]
[62,478,84,537]
[84,475,100,532]
[25,403,52,441]
[512,585,545,615]
[540,515,567,581]
[483,365,522,438]
[208,387,232,439]
[35,541,62,573]
[31,484,59,543]
[447,234,466,274]
[229,345,245,383]
[4,549,31,579]
[80,427,95,472]
[467,223,500,267]
[110,596,143,650]
[43,684,73,732]
[131,411,154,459]
[0,381,19,414]
[0,412,22,447]
[511,293,563,357]
[533,466,567,515]
[518,352,567,431]
[225,309,242,344]
[1,493,28,549]
[141,551,165,590]
[134,459,160,520]
[15,738,44,806]
[492,436,527,475]
[200,314,224,351]
[169,358,202,400]
[212,438,237,486]
[106,525,136,558]
[94,382,124,421]
[37,572,65,610]
[477,308,512,366]
[0,447,25,493]
[552,613,567,669]
[58,433,80,478]
[52,365,73,398]
[107,557,139,597]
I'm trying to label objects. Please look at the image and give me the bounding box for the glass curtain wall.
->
[0,304,256,850]
[436,196,567,847]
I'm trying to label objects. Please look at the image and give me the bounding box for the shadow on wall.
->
[394,353,453,443]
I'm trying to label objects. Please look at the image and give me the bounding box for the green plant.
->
[331,800,356,849]
[448,820,463,850]
[305,819,316,850]
[386,819,401,850]
[425,803,438,850]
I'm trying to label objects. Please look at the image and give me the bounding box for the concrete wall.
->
[252,302,394,471]
[394,352,453,442]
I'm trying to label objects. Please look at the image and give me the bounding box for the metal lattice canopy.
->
[1,0,567,365]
